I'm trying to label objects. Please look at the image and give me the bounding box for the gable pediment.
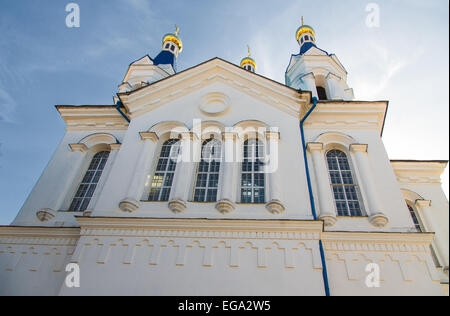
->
[303,46,328,56]
[118,58,311,119]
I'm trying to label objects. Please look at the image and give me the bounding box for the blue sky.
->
[0,0,448,225]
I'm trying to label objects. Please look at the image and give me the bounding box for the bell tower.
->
[285,18,354,100]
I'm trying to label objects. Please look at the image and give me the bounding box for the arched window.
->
[326,149,362,217]
[241,138,265,203]
[407,203,422,232]
[148,139,180,201]
[69,151,110,212]
[317,86,327,100]
[193,138,222,202]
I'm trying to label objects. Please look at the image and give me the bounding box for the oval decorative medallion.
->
[199,92,231,117]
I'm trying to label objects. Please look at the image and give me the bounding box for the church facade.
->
[0,22,448,296]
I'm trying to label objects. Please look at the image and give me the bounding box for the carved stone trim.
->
[168,199,187,213]
[69,143,88,153]
[350,143,368,153]
[369,213,389,228]
[119,198,140,213]
[265,200,285,214]
[215,199,236,214]
[36,209,56,222]
[139,132,159,142]
[319,215,337,227]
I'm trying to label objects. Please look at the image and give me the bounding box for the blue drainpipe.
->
[300,96,331,297]
[116,100,131,123]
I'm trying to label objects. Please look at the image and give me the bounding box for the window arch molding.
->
[78,133,119,149]
[148,121,189,139]
[315,131,356,152]
[67,133,121,212]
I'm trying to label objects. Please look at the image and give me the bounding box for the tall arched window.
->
[241,138,265,204]
[326,149,362,217]
[193,138,222,202]
[148,139,180,201]
[407,203,422,232]
[69,151,110,212]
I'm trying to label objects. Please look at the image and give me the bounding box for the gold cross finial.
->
[175,25,180,36]
[301,16,304,26]
[247,45,251,57]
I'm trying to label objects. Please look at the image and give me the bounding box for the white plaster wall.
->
[94,82,312,220]
[304,127,417,232]
[0,235,77,296]
[11,130,125,227]
[58,235,325,296]
[400,182,449,267]
[325,250,445,296]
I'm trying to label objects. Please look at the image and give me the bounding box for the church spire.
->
[240,45,257,73]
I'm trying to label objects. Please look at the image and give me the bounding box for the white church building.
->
[0,22,448,296]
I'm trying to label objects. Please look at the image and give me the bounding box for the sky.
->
[0,0,448,225]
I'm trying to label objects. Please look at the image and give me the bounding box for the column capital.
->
[265,131,280,142]
[180,132,198,141]
[415,199,432,209]
[222,132,238,141]
[306,142,324,153]
[110,143,122,151]
[139,132,159,142]
[69,143,89,153]
[350,143,368,153]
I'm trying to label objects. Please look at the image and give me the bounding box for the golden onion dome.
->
[240,56,256,70]
[296,24,316,42]
[162,33,183,52]
[162,25,183,52]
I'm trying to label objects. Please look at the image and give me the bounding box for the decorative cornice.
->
[323,231,435,246]
[69,143,88,153]
[350,143,368,153]
[139,131,159,142]
[117,59,309,120]
[56,106,129,131]
[306,142,324,152]
[0,226,80,245]
[415,199,432,209]
[75,217,323,240]
[265,131,280,141]
[391,161,447,185]
[109,143,122,151]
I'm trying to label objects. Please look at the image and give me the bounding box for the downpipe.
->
[300,96,331,296]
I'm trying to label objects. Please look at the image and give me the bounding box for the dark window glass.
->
[148,139,180,201]
[241,139,265,204]
[407,204,422,232]
[326,150,362,217]
[69,151,110,212]
[193,139,222,202]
